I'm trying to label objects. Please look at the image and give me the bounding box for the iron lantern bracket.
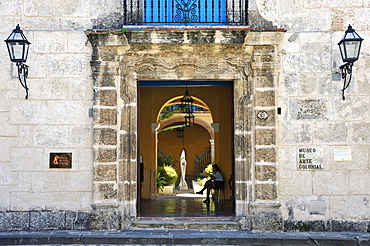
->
[340,62,353,100]
[16,62,29,99]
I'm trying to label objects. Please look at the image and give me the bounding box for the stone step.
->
[0,230,369,246]
[129,219,240,231]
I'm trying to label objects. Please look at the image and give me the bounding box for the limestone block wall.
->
[256,0,370,231]
[0,0,125,230]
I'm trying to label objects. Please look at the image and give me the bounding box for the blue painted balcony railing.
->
[123,0,248,25]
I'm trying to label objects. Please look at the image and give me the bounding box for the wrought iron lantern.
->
[180,89,194,114]
[177,126,184,138]
[4,24,31,99]
[338,24,363,100]
[184,112,194,127]
[180,82,195,127]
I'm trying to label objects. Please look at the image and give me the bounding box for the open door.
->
[138,80,234,217]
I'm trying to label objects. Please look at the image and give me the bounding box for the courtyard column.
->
[210,139,215,163]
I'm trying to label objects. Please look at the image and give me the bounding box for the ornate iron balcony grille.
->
[123,0,248,25]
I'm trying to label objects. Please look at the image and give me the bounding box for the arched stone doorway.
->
[142,85,231,200]
[139,83,233,202]
[86,29,283,231]
[157,94,216,182]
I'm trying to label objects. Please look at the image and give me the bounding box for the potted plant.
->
[192,177,207,193]
[157,165,178,194]
[192,163,213,194]
[157,172,167,192]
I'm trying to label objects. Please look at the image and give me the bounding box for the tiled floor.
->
[139,189,234,218]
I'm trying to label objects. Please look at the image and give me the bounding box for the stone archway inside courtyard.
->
[86,29,284,231]
[156,96,216,177]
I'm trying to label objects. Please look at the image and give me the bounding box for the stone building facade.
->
[0,0,369,232]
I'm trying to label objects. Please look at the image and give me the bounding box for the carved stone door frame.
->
[86,29,284,231]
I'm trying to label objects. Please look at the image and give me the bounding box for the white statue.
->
[178,149,188,190]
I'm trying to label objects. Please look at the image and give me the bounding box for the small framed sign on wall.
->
[334,148,352,162]
[50,153,72,168]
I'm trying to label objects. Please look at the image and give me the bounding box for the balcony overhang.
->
[85,27,286,46]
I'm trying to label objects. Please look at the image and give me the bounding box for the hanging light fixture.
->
[338,24,363,100]
[184,112,194,127]
[177,126,184,138]
[4,24,31,99]
[180,82,194,127]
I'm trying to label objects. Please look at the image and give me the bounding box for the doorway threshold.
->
[137,216,236,221]
[139,190,234,217]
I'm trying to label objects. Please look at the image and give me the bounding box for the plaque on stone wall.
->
[297,147,324,170]
[50,153,72,168]
[334,148,352,162]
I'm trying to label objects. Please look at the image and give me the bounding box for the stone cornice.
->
[86,28,286,46]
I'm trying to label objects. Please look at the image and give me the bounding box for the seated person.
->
[196,164,224,203]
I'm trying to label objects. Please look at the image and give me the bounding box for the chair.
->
[213,187,226,202]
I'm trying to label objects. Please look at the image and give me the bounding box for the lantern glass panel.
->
[339,40,362,62]
[7,42,29,62]
[339,42,344,59]
[345,40,361,60]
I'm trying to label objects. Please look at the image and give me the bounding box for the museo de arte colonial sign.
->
[297,147,324,170]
